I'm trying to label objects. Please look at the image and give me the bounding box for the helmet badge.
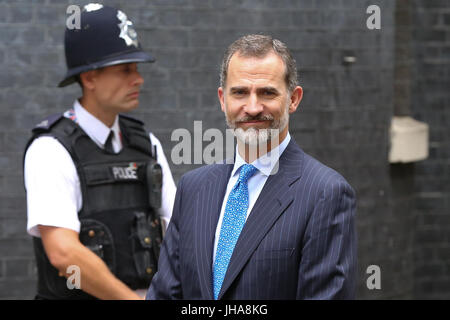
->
[117,10,139,48]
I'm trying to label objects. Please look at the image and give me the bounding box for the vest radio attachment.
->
[147,161,162,210]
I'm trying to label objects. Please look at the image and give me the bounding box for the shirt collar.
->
[73,100,120,146]
[231,132,291,177]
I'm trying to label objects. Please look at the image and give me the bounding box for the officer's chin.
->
[121,100,140,112]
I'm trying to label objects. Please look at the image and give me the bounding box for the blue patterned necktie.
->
[213,164,258,300]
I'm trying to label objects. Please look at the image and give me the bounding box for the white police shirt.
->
[25,100,176,237]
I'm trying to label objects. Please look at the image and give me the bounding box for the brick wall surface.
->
[0,0,447,300]
[411,0,450,299]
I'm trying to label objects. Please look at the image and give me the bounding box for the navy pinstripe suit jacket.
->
[147,139,357,300]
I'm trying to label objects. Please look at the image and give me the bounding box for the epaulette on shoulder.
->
[119,113,145,126]
[32,113,64,133]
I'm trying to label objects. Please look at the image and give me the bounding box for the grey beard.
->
[226,105,289,147]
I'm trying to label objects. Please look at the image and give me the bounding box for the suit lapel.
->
[194,163,233,300]
[218,140,304,299]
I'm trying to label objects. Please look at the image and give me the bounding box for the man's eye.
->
[122,65,135,73]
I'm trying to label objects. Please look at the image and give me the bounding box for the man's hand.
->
[39,225,142,300]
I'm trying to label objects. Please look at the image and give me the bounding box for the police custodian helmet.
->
[58,3,155,87]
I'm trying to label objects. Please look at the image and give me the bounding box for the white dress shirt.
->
[213,133,291,263]
[24,100,176,237]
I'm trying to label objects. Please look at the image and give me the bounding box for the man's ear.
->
[79,70,97,91]
[218,87,226,113]
[288,86,303,114]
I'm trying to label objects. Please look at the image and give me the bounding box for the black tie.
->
[104,131,114,153]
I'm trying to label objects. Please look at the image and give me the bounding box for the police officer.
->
[23,4,176,300]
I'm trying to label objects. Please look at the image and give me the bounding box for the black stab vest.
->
[25,114,163,299]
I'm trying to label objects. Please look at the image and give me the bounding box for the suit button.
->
[146,267,152,274]
[144,237,151,244]
[88,230,95,237]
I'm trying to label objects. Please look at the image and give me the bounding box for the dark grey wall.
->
[411,0,450,299]
[0,0,447,300]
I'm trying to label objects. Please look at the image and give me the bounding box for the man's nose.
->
[244,94,263,116]
[133,71,144,86]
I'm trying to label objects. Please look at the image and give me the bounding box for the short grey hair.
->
[219,34,298,93]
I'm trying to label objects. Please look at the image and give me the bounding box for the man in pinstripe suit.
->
[147,34,357,300]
